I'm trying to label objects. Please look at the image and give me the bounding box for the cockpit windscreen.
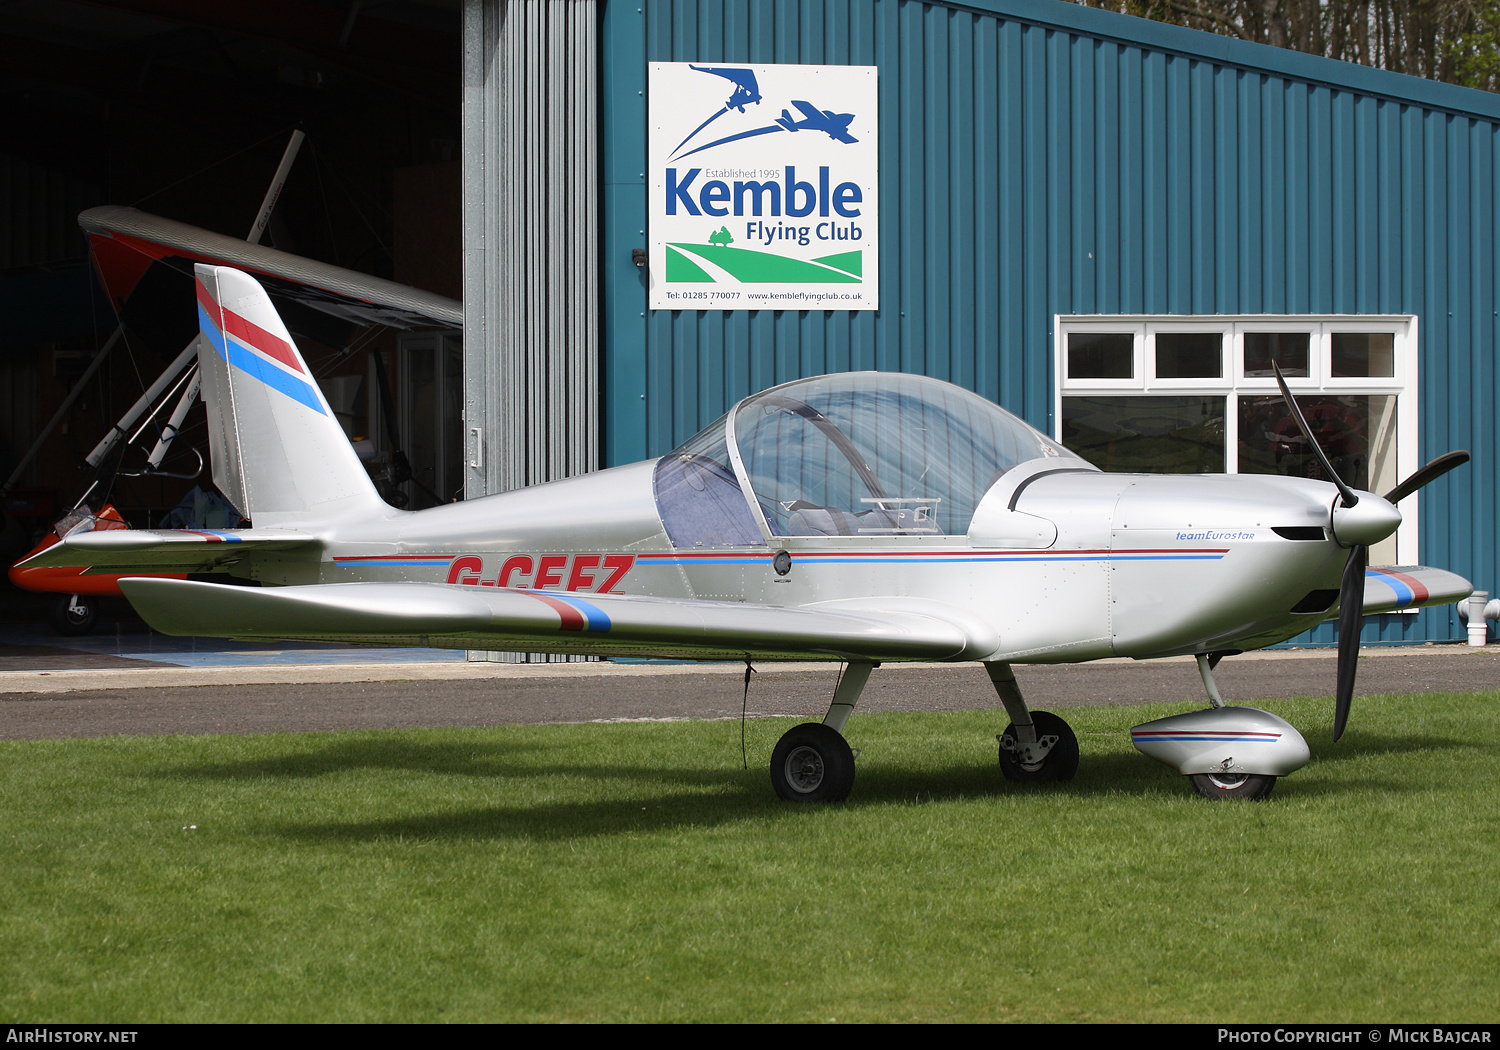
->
[732,373,1079,537]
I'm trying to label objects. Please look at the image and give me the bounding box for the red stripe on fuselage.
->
[526,592,587,631]
[178,530,226,543]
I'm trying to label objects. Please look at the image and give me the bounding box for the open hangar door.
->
[0,0,465,621]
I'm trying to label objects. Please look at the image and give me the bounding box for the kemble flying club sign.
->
[649,62,878,311]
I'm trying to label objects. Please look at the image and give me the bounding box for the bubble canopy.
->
[653,373,1086,546]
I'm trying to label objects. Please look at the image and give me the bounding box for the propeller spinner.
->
[1273,363,1469,740]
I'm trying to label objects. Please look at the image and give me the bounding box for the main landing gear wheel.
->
[770,722,856,803]
[50,593,98,636]
[998,710,1079,783]
[1189,771,1277,801]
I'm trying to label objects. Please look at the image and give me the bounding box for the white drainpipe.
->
[1456,591,1499,647]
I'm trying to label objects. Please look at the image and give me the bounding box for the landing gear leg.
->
[769,660,875,802]
[986,661,1079,783]
[820,659,874,735]
[1196,653,1225,708]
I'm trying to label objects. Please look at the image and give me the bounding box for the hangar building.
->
[475,0,1495,647]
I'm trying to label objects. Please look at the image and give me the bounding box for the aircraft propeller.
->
[1272,364,1469,740]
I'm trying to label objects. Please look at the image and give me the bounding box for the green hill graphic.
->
[666,243,861,284]
[813,250,861,277]
[665,247,715,282]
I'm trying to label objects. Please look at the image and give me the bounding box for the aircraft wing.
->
[116,578,992,662]
[15,529,317,575]
[1362,565,1473,615]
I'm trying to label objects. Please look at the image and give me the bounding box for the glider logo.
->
[446,553,635,594]
[649,62,878,310]
[666,66,860,162]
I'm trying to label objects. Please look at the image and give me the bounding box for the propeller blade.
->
[1273,362,1359,508]
[1334,543,1367,742]
[1383,450,1471,505]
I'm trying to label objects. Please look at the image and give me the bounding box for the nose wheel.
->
[770,723,856,802]
[1189,771,1277,800]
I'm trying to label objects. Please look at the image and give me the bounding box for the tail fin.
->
[194,264,386,523]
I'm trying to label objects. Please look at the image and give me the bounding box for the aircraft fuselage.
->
[241,458,1353,665]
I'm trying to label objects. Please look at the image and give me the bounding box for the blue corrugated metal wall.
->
[600,0,1500,644]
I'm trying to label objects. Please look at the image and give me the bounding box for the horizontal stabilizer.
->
[17,529,315,575]
[117,578,987,662]
[1362,565,1473,615]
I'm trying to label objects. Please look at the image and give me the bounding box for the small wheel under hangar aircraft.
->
[49,593,99,636]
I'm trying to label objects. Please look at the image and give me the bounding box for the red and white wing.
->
[15,528,316,576]
[83,206,461,332]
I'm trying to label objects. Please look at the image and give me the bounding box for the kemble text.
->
[666,166,862,218]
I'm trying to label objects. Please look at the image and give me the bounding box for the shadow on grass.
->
[262,745,1195,845]
[280,789,770,843]
[156,714,1483,844]
[157,736,570,782]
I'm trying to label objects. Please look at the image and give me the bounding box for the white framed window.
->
[1055,315,1419,565]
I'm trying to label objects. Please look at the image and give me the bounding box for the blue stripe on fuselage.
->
[541,592,612,633]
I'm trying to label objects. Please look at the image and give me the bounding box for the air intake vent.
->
[1274,526,1326,541]
[1292,589,1339,613]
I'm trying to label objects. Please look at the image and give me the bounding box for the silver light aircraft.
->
[21,265,1473,802]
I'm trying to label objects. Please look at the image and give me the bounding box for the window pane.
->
[1238,393,1398,494]
[1062,395,1225,473]
[1067,333,1133,379]
[1243,332,1310,377]
[1331,333,1395,377]
[1155,333,1222,378]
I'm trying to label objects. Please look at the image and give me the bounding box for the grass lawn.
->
[2,692,1497,1022]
